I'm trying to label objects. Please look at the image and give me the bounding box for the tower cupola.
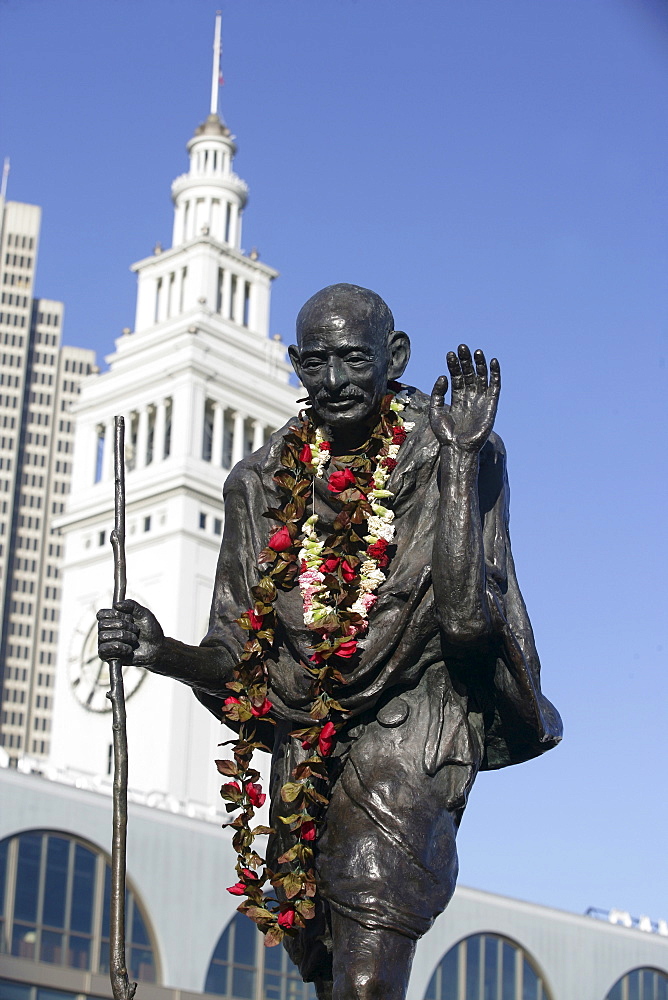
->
[170,14,248,249]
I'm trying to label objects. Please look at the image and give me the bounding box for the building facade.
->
[47,100,298,805]
[1,763,667,1000]
[0,191,96,760]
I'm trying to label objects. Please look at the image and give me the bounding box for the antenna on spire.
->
[0,158,9,202]
[210,11,223,116]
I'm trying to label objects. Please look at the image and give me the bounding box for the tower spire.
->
[210,11,223,116]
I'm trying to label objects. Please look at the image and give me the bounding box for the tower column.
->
[154,399,167,461]
[230,203,240,249]
[232,410,245,465]
[252,419,264,452]
[211,401,224,466]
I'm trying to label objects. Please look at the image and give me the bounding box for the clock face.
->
[69,615,147,713]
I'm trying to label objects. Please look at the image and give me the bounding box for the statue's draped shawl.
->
[198,388,562,771]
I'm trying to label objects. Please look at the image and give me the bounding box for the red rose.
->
[366,539,388,559]
[247,609,264,630]
[222,781,241,794]
[278,908,296,929]
[328,468,356,493]
[392,426,407,445]
[224,696,241,706]
[241,868,258,880]
[335,639,358,658]
[246,782,266,808]
[250,697,273,717]
[301,735,315,750]
[309,652,324,665]
[382,456,398,470]
[268,526,292,551]
[377,553,390,568]
[300,820,317,841]
[341,559,356,582]
[299,444,313,464]
[226,882,246,895]
[319,556,340,574]
[318,721,337,757]
[319,441,331,451]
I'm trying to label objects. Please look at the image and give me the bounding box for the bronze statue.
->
[98,283,561,1000]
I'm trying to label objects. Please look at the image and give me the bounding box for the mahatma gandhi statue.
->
[98,283,561,1000]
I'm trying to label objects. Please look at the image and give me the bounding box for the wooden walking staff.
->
[107,416,137,1000]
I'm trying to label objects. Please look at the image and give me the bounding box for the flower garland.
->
[216,392,413,946]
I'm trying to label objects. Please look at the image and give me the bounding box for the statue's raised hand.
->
[430,345,500,453]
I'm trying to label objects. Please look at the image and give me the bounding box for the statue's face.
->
[290,311,394,431]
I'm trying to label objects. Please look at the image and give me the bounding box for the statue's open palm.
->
[430,345,500,453]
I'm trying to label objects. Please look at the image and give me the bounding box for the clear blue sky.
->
[2,0,667,925]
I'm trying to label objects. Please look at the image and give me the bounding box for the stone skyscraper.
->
[0,181,96,759]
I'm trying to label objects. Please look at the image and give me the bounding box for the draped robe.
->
[196,387,562,977]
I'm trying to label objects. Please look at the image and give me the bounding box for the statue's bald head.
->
[296,283,395,349]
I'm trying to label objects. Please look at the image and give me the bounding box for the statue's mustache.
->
[315,389,365,404]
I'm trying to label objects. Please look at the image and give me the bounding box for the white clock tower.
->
[49,20,299,808]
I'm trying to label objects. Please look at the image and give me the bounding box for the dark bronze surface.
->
[98,285,561,1000]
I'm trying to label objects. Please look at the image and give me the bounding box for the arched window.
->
[605,967,668,1000]
[0,830,159,984]
[423,932,552,1000]
[205,911,317,1000]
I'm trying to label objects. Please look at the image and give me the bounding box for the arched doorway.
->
[205,910,317,1000]
[423,931,552,1000]
[0,829,160,984]
[605,967,668,1000]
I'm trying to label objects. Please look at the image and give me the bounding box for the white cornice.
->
[131,237,278,279]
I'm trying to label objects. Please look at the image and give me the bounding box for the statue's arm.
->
[97,470,258,699]
[97,602,235,698]
[429,345,501,645]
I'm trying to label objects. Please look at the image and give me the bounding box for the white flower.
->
[366,516,395,542]
[387,444,400,459]
[403,421,415,431]
[359,569,386,592]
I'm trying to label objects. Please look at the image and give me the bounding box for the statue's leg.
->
[313,975,333,1000]
[329,911,415,1000]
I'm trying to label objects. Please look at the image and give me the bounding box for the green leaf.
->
[295,899,316,920]
[263,925,284,947]
[215,759,238,777]
[278,813,302,825]
[277,845,299,864]
[282,872,304,899]
[280,782,304,803]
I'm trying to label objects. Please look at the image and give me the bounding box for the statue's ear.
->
[287,344,301,379]
[388,331,410,381]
